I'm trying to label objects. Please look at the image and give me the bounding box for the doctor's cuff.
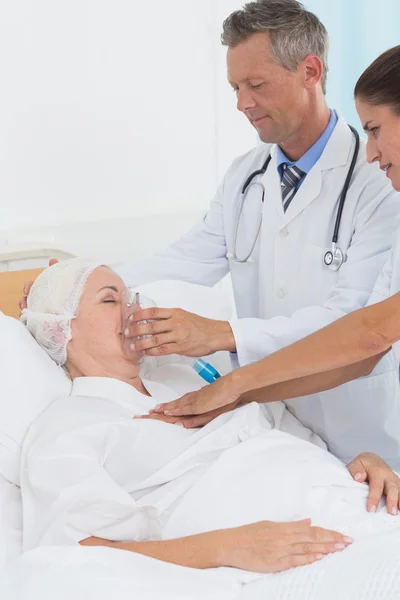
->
[228,318,255,369]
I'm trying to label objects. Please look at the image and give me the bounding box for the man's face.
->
[227,32,309,144]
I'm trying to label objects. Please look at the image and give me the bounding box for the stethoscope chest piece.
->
[323,243,344,271]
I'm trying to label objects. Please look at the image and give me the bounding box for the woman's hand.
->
[221,519,352,573]
[137,400,241,428]
[347,452,400,515]
[151,373,243,418]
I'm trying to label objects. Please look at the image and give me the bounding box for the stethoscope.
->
[227,125,360,270]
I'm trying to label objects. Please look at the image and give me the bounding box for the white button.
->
[238,426,251,442]
[277,288,286,299]
[280,227,289,237]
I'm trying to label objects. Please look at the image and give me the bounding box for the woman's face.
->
[356,98,400,191]
[66,266,138,379]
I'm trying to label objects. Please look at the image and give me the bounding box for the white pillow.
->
[0,313,70,485]
[134,280,234,377]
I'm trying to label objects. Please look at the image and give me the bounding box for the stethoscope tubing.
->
[231,127,360,266]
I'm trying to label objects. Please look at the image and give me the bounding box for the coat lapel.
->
[280,117,355,228]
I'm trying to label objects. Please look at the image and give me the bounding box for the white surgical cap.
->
[21,258,101,366]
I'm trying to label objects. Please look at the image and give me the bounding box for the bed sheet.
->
[3,526,400,600]
[0,474,22,566]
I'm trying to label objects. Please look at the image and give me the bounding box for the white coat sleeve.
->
[21,426,161,550]
[116,180,229,288]
[230,185,400,366]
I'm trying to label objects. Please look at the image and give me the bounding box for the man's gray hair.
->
[221,0,329,94]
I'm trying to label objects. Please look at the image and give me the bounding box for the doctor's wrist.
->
[210,320,236,353]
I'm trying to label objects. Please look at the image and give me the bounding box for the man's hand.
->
[124,307,236,357]
[19,258,59,313]
[347,452,400,515]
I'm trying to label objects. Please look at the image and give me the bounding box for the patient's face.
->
[66,267,139,380]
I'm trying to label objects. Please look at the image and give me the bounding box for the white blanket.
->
[8,370,400,599]
[1,546,248,600]
[3,514,400,600]
[0,474,22,567]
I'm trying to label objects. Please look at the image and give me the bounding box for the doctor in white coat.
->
[151,41,400,476]
[119,1,400,464]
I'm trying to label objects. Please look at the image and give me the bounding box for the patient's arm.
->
[80,532,222,569]
[79,519,351,573]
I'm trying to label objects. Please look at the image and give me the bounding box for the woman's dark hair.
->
[355,45,400,114]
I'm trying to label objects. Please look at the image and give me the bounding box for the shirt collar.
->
[276,109,338,175]
[71,376,177,412]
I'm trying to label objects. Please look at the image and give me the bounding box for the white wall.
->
[214,0,257,178]
[0,0,254,237]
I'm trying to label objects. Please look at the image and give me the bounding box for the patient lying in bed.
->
[19,259,400,574]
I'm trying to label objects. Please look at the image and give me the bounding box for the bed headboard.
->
[0,268,44,319]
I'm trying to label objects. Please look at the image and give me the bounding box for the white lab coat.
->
[117,116,400,465]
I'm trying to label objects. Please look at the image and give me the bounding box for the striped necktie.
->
[281,164,305,212]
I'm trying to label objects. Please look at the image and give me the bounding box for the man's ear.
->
[302,54,324,90]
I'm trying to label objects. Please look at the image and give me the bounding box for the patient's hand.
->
[19,258,59,312]
[80,520,352,572]
[222,519,352,572]
[347,452,400,516]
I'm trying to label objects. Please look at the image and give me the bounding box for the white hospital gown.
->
[21,368,395,553]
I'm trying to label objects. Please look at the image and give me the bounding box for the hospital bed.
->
[2,250,400,600]
[0,252,71,566]
[0,243,75,318]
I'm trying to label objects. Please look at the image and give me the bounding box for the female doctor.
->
[149,46,400,474]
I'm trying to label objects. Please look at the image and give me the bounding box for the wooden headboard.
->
[0,268,44,319]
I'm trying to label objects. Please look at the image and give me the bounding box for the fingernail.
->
[129,315,134,322]
[124,328,129,336]
[316,554,324,560]
[369,505,377,513]
[164,410,171,415]
[335,543,345,550]
[130,343,135,350]
[153,405,162,411]
[344,537,353,543]
[392,507,398,516]
[176,422,184,427]
[354,472,363,481]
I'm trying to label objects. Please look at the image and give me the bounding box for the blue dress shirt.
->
[276,109,338,190]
